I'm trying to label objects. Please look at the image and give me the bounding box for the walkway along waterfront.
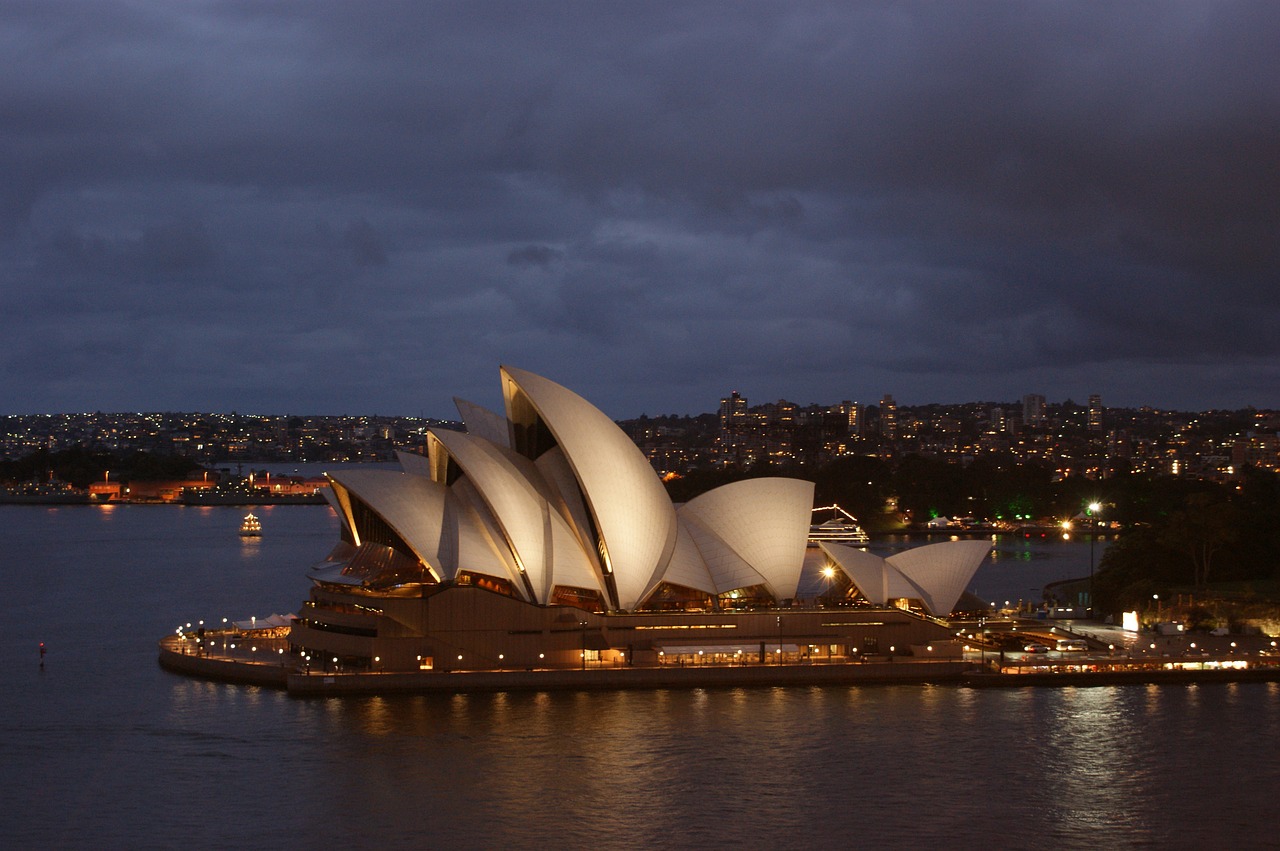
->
[157,632,971,694]
[157,630,1280,696]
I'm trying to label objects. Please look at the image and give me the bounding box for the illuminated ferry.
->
[808,504,870,546]
[239,512,263,538]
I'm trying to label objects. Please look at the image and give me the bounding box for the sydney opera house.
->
[286,366,990,673]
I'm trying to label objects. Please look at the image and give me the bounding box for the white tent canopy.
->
[232,613,297,630]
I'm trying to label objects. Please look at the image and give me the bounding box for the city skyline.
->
[3,3,1277,418]
[4,384,1279,421]
[7,387,1278,484]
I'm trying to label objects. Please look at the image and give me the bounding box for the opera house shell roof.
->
[308,366,989,619]
[314,366,816,612]
[817,539,991,617]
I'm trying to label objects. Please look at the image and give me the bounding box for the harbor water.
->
[3,505,1277,848]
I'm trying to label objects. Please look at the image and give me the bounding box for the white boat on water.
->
[239,512,262,538]
[808,504,869,545]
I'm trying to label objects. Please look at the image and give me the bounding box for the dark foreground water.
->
[3,505,1278,849]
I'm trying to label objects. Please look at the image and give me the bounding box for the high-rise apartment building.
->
[1088,394,1104,434]
[831,400,862,435]
[880,395,898,440]
[1022,393,1047,427]
[719,391,747,431]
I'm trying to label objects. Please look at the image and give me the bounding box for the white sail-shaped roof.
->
[680,513,770,596]
[454,398,511,448]
[320,480,344,515]
[488,437,565,508]
[441,479,527,597]
[818,543,945,610]
[429,428,551,598]
[886,540,991,616]
[326,469,449,582]
[533,447,600,564]
[501,366,677,610]
[819,541,892,604]
[678,478,814,601]
[543,501,603,594]
[885,563,929,602]
[429,427,598,603]
[395,449,432,478]
[643,519,716,599]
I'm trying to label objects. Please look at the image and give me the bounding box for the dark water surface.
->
[3,506,1277,848]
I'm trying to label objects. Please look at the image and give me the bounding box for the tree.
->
[810,455,891,522]
[1091,525,1182,613]
[1161,494,1241,588]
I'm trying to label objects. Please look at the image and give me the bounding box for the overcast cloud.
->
[2,1,1277,417]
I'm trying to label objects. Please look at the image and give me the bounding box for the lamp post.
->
[1087,501,1102,617]
[821,565,835,604]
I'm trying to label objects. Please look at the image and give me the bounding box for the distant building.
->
[831,400,862,436]
[1022,394,1047,427]
[1088,394,1104,434]
[880,395,898,440]
[716,390,755,466]
[989,406,1006,431]
[719,391,747,431]
[1233,434,1280,473]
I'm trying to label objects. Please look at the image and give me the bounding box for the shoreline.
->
[962,667,1280,687]
[157,638,1280,696]
[157,637,971,694]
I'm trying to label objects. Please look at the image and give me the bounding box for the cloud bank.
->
[2,1,1277,416]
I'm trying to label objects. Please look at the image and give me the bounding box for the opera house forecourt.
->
[160,366,992,694]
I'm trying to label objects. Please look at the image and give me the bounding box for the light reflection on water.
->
[4,506,1280,847]
[163,683,1273,849]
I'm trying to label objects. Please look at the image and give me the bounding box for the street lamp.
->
[1087,501,1102,616]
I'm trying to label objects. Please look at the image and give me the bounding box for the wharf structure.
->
[162,366,991,691]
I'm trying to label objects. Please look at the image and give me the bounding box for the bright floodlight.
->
[1088,501,1102,514]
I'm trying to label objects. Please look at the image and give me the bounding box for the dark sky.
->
[3,2,1277,418]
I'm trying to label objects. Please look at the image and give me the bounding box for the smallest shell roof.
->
[819,539,990,616]
[887,539,992,617]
